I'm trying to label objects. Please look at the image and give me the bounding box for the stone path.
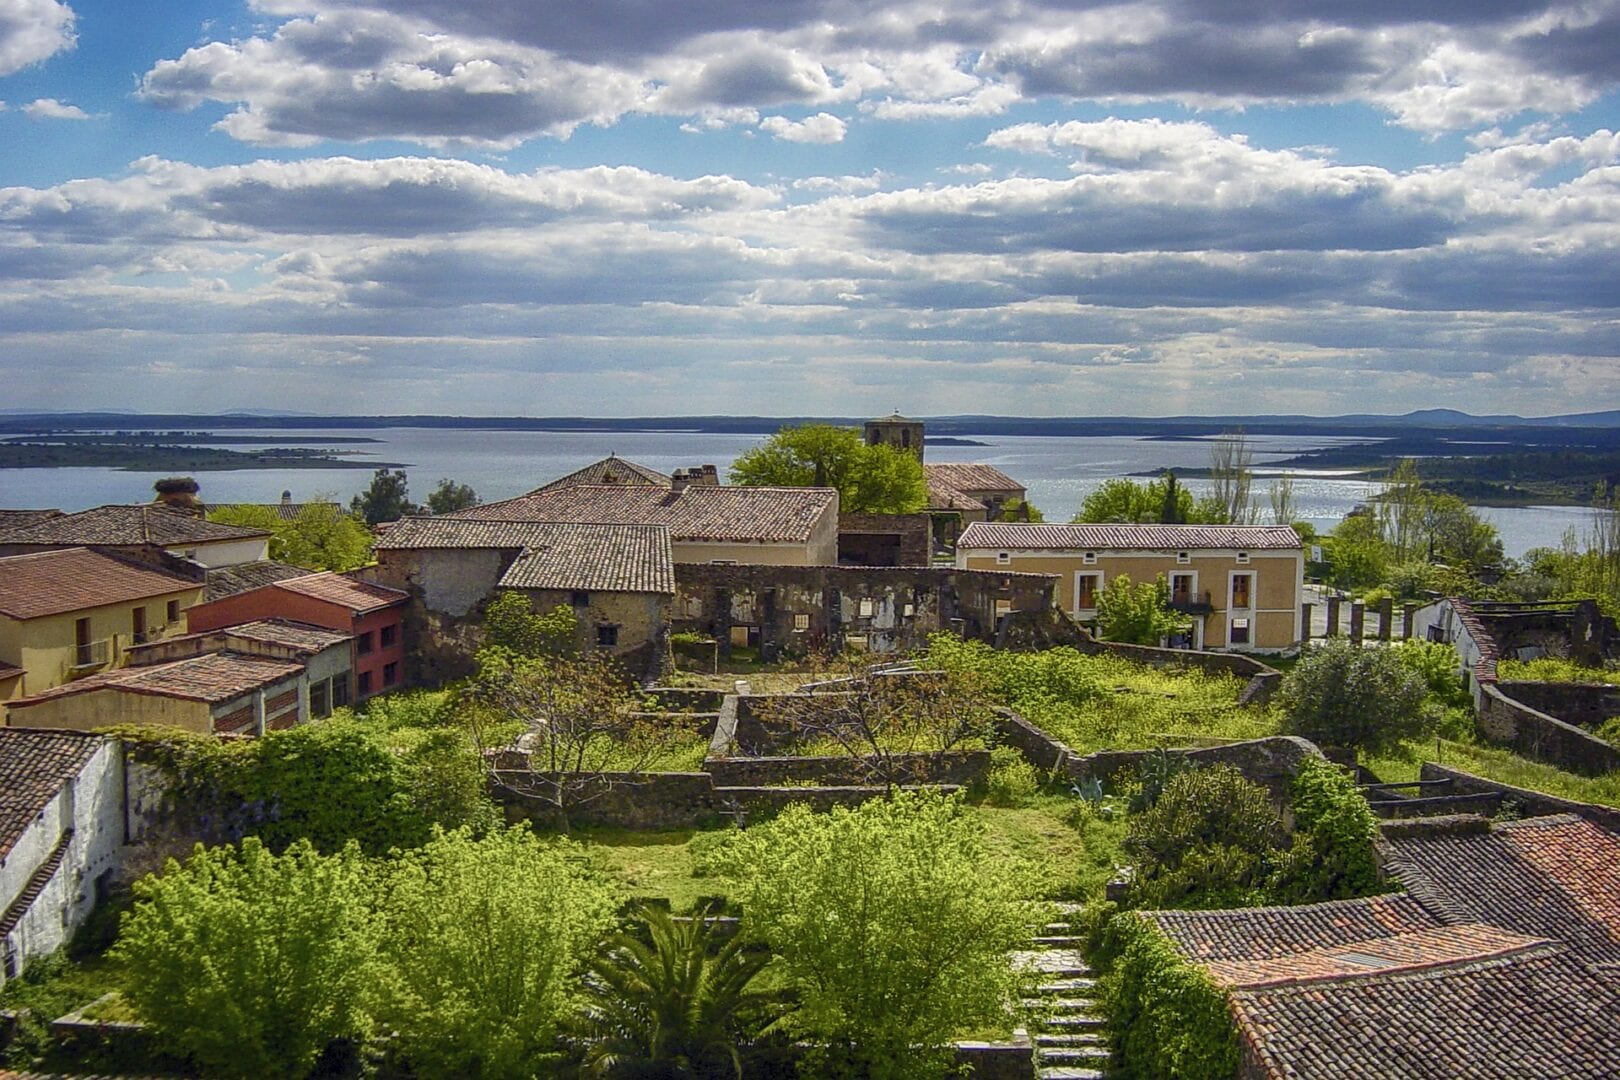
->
[1020,907,1111,1080]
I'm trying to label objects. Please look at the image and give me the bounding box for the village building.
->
[200,559,313,603]
[1150,814,1620,1078]
[127,619,354,719]
[184,572,407,701]
[0,504,271,569]
[0,548,203,717]
[446,479,840,566]
[0,728,125,985]
[371,517,676,683]
[535,454,682,491]
[955,522,1304,651]
[862,413,1030,551]
[5,651,310,735]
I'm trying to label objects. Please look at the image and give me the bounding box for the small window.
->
[996,552,1011,565]
[310,680,331,719]
[383,661,399,686]
[1230,618,1251,645]
[570,590,591,607]
[358,670,373,695]
[380,623,397,648]
[1177,551,1191,564]
[1231,574,1253,610]
[1236,551,1250,565]
[333,676,351,708]
[793,613,811,631]
[1076,573,1101,611]
[357,631,374,655]
[597,624,620,647]
[1083,551,1097,565]
[166,599,180,622]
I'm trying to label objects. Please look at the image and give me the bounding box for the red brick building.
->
[184,572,408,700]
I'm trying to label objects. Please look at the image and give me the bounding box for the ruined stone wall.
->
[1497,680,1620,732]
[1477,683,1620,775]
[1419,762,1620,832]
[837,512,931,566]
[704,750,990,787]
[672,563,1054,659]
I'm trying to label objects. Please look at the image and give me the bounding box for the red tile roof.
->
[0,728,106,857]
[0,504,270,547]
[958,522,1304,551]
[537,455,669,491]
[0,547,199,620]
[273,571,406,613]
[924,462,1024,494]
[203,560,312,602]
[8,652,303,707]
[925,476,987,512]
[450,484,838,544]
[375,517,676,592]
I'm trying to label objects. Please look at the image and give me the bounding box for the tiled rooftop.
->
[0,728,106,857]
[449,484,837,544]
[203,560,312,602]
[924,462,1024,494]
[536,454,669,491]
[376,518,676,593]
[273,571,406,613]
[221,619,353,652]
[0,547,198,620]
[1149,893,1439,963]
[925,476,986,512]
[9,651,304,706]
[0,509,63,531]
[0,504,270,547]
[958,521,1304,551]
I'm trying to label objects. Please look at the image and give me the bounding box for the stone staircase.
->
[1018,909,1112,1079]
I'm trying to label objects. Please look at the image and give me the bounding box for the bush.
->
[374,827,620,1079]
[1124,765,1284,910]
[112,839,379,1079]
[1278,639,1434,759]
[1269,758,1383,904]
[984,744,1041,806]
[1391,639,1473,711]
[719,791,1037,1080]
[1097,912,1239,1080]
[1095,573,1189,646]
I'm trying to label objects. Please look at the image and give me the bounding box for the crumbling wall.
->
[837,512,931,566]
[1477,684,1620,775]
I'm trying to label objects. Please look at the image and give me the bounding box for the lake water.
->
[0,427,1598,559]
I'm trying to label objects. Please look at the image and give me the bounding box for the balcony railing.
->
[73,638,112,669]
[1169,590,1216,616]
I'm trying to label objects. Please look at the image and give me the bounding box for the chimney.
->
[670,469,692,494]
[281,490,293,505]
[698,464,719,486]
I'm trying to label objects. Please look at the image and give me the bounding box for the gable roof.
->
[134,618,352,660]
[0,547,199,620]
[375,517,675,593]
[203,560,313,602]
[925,475,987,512]
[449,484,838,545]
[0,509,63,531]
[0,504,270,547]
[0,728,107,858]
[924,462,1024,494]
[272,572,406,613]
[537,455,670,491]
[958,522,1304,551]
[9,651,305,707]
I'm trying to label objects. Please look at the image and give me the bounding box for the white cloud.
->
[0,0,74,76]
[759,111,847,143]
[21,96,89,119]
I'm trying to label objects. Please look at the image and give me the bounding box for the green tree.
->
[210,501,373,571]
[113,839,379,1080]
[1075,475,1226,525]
[426,477,481,515]
[578,901,787,1078]
[1124,764,1286,910]
[729,424,927,514]
[1208,429,1256,525]
[375,827,621,1080]
[1327,510,1391,591]
[351,467,418,525]
[719,791,1035,1080]
[1094,573,1189,646]
[1421,493,1504,570]
[1160,472,1186,523]
[995,497,1044,522]
[1378,458,1427,561]
[483,591,579,658]
[1278,638,1435,759]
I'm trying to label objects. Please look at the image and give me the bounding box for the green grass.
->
[1364,739,1620,808]
[1497,657,1620,685]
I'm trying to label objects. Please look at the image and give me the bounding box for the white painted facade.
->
[168,536,271,568]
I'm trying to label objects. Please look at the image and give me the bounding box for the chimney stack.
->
[670,469,692,494]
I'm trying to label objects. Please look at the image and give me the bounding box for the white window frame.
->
[1236,551,1250,565]
[1074,570,1103,615]
[1169,570,1199,605]
[996,551,1011,565]
[1228,570,1255,611]
[1083,551,1098,565]
[1226,570,1256,650]
[1176,551,1191,564]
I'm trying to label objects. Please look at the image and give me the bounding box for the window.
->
[1177,551,1191,564]
[166,599,180,623]
[1231,573,1253,610]
[993,599,1013,620]
[996,551,1011,565]
[1170,573,1195,605]
[310,680,331,719]
[794,613,811,631]
[333,676,351,708]
[383,661,399,686]
[74,617,93,667]
[1230,618,1251,645]
[1083,551,1097,565]
[1076,573,1102,611]
[596,624,620,647]
[1236,551,1251,565]
[358,670,373,695]
[357,631,374,655]
[131,606,147,644]
[570,590,591,607]
[380,623,397,648]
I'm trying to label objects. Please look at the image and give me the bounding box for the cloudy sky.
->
[2,0,1618,417]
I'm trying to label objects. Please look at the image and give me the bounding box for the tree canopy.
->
[209,500,374,572]
[426,478,480,515]
[729,424,927,514]
[1278,638,1435,759]
[1094,573,1191,646]
[1073,475,1223,525]
[351,468,418,525]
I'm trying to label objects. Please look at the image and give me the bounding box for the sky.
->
[1,0,1618,418]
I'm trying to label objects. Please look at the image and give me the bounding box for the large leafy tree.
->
[1327,510,1391,591]
[1278,638,1435,759]
[482,591,578,658]
[211,501,373,571]
[719,791,1036,1080]
[426,477,480,515]
[351,467,418,525]
[729,424,927,514]
[1093,573,1190,646]
[112,838,380,1080]
[1074,475,1224,525]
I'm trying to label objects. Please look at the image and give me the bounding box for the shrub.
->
[1391,639,1473,711]
[374,827,621,1080]
[984,744,1041,805]
[1097,912,1239,1080]
[1278,639,1434,759]
[1124,765,1284,910]
[483,592,578,658]
[113,839,379,1079]
[1269,758,1383,904]
[720,791,1037,1080]
[1095,573,1189,646]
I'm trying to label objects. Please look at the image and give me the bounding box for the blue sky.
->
[2,0,1618,417]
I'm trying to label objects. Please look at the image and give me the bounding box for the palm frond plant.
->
[577,900,790,1079]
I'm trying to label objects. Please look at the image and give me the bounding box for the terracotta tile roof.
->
[0,509,63,531]
[8,652,304,707]
[234,500,342,521]
[0,504,270,547]
[500,524,674,594]
[203,560,312,602]
[449,484,838,544]
[0,547,198,620]
[537,455,669,491]
[1206,922,1548,990]
[925,476,987,512]
[0,728,106,857]
[1149,893,1440,963]
[924,462,1024,494]
[958,521,1304,551]
[375,517,560,550]
[272,571,406,613]
[221,619,353,652]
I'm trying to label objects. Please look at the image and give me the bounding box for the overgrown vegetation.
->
[1278,638,1436,759]
[1094,573,1190,646]
[1498,656,1620,685]
[209,500,374,571]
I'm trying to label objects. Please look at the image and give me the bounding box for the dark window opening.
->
[311,680,330,719]
[166,599,180,623]
[358,670,373,695]
[357,631,374,655]
[597,625,620,647]
[333,676,351,708]
[570,590,591,607]
[383,661,399,686]
[132,606,147,644]
[380,623,397,648]
[75,617,93,667]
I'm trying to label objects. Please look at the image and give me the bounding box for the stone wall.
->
[1476,684,1620,775]
[672,563,1055,659]
[704,750,991,787]
[1419,762,1620,832]
[837,512,932,567]
[1497,680,1620,732]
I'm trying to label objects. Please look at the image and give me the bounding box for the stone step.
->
[1043,922,1075,935]
[1038,1046,1112,1066]
[1033,935,1086,948]
[1023,997,1101,1014]
[1040,1015,1108,1033]
[1036,1032,1106,1047]
[1037,1066,1106,1080]
[1037,976,1098,993]
[1015,949,1089,973]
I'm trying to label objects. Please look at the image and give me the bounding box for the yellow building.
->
[0,547,203,718]
[956,522,1304,652]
